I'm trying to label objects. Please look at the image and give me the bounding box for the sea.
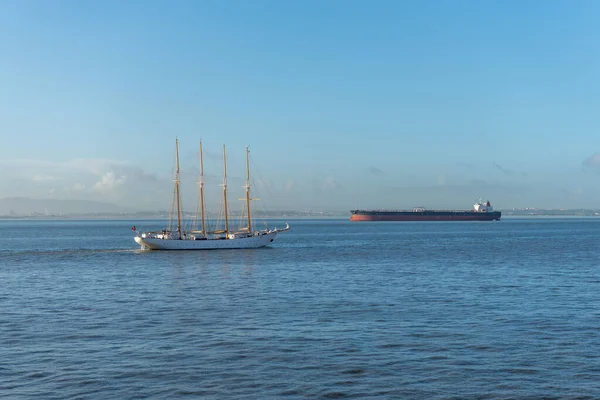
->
[1,217,600,399]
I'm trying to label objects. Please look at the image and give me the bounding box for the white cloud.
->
[255,178,274,190]
[5,158,128,175]
[583,153,600,170]
[323,176,342,191]
[63,158,130,176]
[285,179,295,192]
[93,171,127,192]
[32,174,63,182]
[437,174,447,186]
[0,157,165,208]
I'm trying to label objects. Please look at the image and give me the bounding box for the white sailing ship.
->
[134,139,289,250]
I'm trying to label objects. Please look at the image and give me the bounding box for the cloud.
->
[311,177,343,194]
[583,153,600,170]
[380,180,533,209]
[32,174,63,182]
[111,164,158,183]
[322,177,343,191]
[437,174,447,186]
[7,158,131,176]
[284,179,295,192]
[368,167,385,176]
[0,157,164,207]
[493,162,528,177]
[455,161,476,169]
[255,178,274,191]
[3,158,159,184]
[93,171,127,192]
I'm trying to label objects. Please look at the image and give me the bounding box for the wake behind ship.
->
[350,200,501,222]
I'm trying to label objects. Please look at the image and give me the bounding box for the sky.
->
[1,0,600,212]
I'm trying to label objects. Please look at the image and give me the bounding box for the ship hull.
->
[350,211,501,222]
[134,231,279,250]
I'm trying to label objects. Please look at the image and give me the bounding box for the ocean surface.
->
[2,218,600,399]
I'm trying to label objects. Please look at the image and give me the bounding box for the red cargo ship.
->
[350,199,501,222]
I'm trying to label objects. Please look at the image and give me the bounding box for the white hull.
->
[134,231,280,250]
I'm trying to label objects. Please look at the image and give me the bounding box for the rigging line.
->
[168,145,179,232]
[249,154,274,199]
[249,155,271,208]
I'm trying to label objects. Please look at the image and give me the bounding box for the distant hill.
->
[0,197,130,216]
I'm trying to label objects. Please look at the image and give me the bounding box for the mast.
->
[175,138,182,239]
[199,141,206,237]
[222,144,229,233]
[245,145,252,234]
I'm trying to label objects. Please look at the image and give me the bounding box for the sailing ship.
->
[134,139,289,250]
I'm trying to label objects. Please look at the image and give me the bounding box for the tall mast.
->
[199,141,206,237]
[175,138,182,239]
[245,145,252,234]
[222,144,229,233]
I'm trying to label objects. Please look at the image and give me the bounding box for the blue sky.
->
[1,0,600,211]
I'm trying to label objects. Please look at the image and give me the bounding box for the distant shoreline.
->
[0,215,346,220]
[1,213,599,220]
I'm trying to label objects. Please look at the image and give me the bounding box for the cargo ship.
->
[350,199,501,222]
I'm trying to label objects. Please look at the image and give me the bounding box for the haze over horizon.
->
[2,0,600,212]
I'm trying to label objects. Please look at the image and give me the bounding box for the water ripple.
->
[1,218,600,398]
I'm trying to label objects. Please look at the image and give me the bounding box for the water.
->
[2,218,600,399]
